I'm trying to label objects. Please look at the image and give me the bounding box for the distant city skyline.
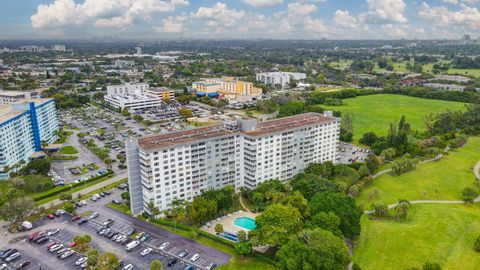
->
[1,0,479,40]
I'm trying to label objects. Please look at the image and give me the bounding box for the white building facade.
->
[105,83,160,110]
[127,112,340,214]
[256,72,307,87]
[0,99,59,179]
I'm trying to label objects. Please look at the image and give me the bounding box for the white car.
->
[80,262,87,269]
[116,235,126,243]
[47,228,60,236]
[125,241,140,251]
[190,254,200,262]
[140,248,152,257]
[76,257,87,265]
[49,244,64,252]
[0,263,8,270]
[61,250,75,259]
[80,200,87,206]
[89,212,99,219]
[123,264,133,270]
[159,242,169,250]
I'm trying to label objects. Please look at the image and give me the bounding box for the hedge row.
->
[32,170,114,202]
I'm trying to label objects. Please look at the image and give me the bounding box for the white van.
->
[125,241,140,251]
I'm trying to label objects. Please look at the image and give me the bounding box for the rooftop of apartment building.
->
[138,112,338,151]
[107,93,160,101]
[0,90,38,97]
[0,98,53,124]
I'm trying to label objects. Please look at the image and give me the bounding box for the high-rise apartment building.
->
[0,99,59,179]
[127,112,340,214]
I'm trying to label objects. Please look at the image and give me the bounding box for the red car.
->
[47,214,55,219]
[68,242,77,247]
[47,241,59,249]
[28,232,40,241]
[71,216,81,221]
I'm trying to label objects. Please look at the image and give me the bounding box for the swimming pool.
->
[234,217,256,230]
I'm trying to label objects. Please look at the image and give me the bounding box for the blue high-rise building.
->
[0,98,59,179]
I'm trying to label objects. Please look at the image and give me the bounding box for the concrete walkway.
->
[39,170,127,209]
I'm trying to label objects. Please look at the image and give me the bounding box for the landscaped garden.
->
[59,145,79,155]
[357,137,480,208]
[354,204,480,270]
[322,94,466,141]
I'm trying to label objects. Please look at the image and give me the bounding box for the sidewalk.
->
[39,170,128,209]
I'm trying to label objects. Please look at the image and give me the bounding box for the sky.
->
[1,0,479,40]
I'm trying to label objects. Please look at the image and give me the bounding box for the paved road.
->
[39,170,127,209]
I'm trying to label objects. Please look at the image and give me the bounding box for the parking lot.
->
[1,183,230,270]
[337,142,371,164]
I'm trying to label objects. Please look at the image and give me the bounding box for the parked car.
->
[135,232,145,240]
[78,219,88,225]
[5,252,20,263]
[36,236,49,244]
[184,266,194,270]
[1,249,17,260]
[139,234,151,242]
[46,214,55,219]
[47,228,60,236]
[123,264,133,270]
[167,259,178,267]
[178,250,189,258]
[15,260,30,269]
[205,262,217,270]
[72,216,81,221]
[103,219,114,226]
[61,250,75,259]
[159,242,169,250]
[140,248,152,256]
[49,244,63,253]
[89,212,99,219]
[54,209,65,217]
[0,263,7,270]
[76,257,87,265]
[125,241,139,251]
[190,254,200,262]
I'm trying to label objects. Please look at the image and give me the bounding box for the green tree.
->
[186,197,217,225]
[278,101,306,117]
[474,236,480,252]
[372,202,388,218]
[178,108,193,118]
[0,196,36,224]
[359,132,378,146]
[95,252,120,270]
[250,204,303,247]
[276,228,350,270]
[146,200,161,218]
[235,241,253,257]
[150,260,162,270]
[357,164,370,178]
[309,192,363,239]
[423,262,442,270]
[86,249,99,269]
[342,112,354,133]
[237,230,247,242]
[290,173,338,201]
[281,191,310,218]
[306,211,342,237]
[462,187,479,203]
[59,192,73,202]
[121,191,130,201]
[63,202,76,214]
[133,114,144,122]
[21,158,51,175]
[215,223,224,234]
[394,201,410,220]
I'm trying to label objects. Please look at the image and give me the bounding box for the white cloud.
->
[334,10,358,28]
[362,0,408,23]
[287,2,317,18]
[242,0,283,7]
[382,23,407,37]
[31,0,189,28]
[419,2,480,29]
[191,3,245,27]
[155,15,187,33]
[441,0,478,5]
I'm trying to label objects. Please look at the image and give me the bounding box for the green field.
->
[357,138,480,208]
[447,68,480,78]
[354,204,480,270]
[59,146,78,154]
[322,94,466,141]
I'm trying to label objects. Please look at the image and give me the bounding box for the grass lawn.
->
[447,68,480,78]
[354,204,480,270]
[107,202,131,215]
[59,146,79,155]
[322,94,466,141]
[357,138,480,208]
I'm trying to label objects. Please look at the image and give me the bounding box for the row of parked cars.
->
[0,248,30,268]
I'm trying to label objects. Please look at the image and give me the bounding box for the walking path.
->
[238,196,251,212]
[39,170,127,209]
[365,158,480,214]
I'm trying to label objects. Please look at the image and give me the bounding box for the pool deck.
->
[201,210,259,235]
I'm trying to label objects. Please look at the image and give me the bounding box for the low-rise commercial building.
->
[256,72,307,87]
[0,90,40,105]
[127,112,340,214]
[192,77,262,102]
[105,83,161,110]
[0,99,59,179]
[145,87,176,101]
